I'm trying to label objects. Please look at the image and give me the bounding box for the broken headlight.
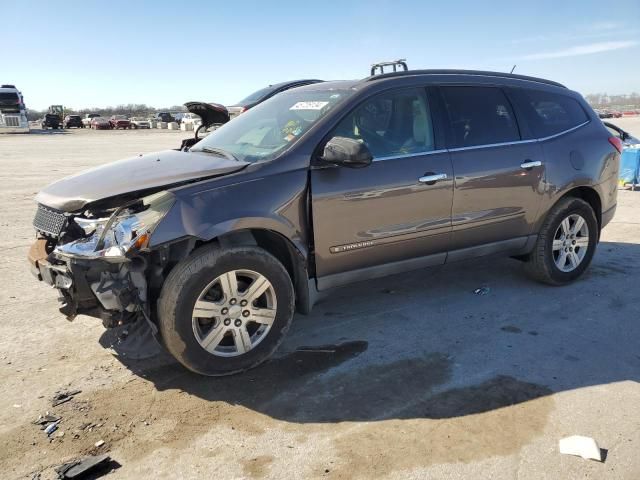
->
[55,191,175,260]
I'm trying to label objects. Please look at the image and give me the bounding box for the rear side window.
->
[519,89,588,138]
[440,87,520,148]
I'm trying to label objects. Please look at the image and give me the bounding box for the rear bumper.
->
[602,204,616,229]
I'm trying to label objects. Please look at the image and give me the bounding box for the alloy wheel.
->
[191,269,277,357]
[552,214,589,272]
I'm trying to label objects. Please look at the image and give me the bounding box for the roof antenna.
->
[510,64,517,74]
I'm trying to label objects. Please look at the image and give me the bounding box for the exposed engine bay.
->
[29,193,176,329]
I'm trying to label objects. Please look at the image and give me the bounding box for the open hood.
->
[184,101,230,128]
[36,149,248,212]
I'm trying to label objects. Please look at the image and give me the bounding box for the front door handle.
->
[419,173,447,184]
[520,160,542,169]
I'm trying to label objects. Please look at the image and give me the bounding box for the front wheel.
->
[525,197,598,285]
[158,245,295,376]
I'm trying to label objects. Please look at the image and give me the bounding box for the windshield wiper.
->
[199,147,239,162]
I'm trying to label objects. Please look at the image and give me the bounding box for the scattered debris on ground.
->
[44,420,61,436]
[55,454,114,479]
[52,390,82,407]
[33,413,61,426]
[559,435,604,462]
[473,286,491,295]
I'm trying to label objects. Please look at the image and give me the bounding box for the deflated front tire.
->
[157,245,295,376]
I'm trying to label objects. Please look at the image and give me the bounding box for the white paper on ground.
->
[559,435,603,462]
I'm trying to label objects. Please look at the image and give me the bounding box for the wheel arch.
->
[557,186,602,231]
[161,228,313,315]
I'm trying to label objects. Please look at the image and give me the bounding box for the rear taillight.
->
[608,136,623,154]
[240,106,248,114]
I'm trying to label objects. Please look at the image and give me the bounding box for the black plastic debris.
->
[52,389,81,407]
[55,454,112,479]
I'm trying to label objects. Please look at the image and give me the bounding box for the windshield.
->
[191,88,354,163]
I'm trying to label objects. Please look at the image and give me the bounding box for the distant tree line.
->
[25,93,640,121]
[25,103,187,121]
[585,92,640,109]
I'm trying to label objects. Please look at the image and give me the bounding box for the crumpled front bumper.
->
[28,238,147,327]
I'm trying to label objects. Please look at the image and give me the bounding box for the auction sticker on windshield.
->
[290,101,329,110]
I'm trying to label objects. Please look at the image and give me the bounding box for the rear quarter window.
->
[518,89,588,138]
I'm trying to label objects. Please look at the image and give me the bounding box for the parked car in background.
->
[41,113,61,129]
[110,115,131,129]
[611,110,623,118]
[155,112,175,123]
[604,121,640,147]
[597,110,613,119]
[227,79,323,118]
[82,113,100,128]
[179,112,202,130]
[130,117,151,129]
[63,115,84,128]
[90,117,111,130]
[179,102,230,150]
[29,68,620,376]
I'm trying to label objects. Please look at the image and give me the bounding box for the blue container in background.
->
[620,147,640,188]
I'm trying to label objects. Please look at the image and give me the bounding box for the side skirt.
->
[314,235,537,293]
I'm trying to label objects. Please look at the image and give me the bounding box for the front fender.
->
[149,169,310,257]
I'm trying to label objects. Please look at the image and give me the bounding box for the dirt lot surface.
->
[1,121,639,479]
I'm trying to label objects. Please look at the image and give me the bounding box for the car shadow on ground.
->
[102,240,640,424]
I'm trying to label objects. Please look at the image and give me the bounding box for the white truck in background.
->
[82,113,100,128]
[0,84,29,133]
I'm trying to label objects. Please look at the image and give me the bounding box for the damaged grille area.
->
[33,204,67,236]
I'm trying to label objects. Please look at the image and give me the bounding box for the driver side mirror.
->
[320,136,373,168]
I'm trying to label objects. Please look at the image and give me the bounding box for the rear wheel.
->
[158,245,295,376]
[525,197,598,285]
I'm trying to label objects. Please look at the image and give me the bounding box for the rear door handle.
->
[520,160,542,169]
[418,173,447,184]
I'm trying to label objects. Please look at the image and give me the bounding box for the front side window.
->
[519,89,589,138]
[441,86,520,148]
[330,88,435,158]
[192,88,354,163]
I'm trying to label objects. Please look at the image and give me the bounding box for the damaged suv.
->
[29,69,620,376]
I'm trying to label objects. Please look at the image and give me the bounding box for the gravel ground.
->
[0,123,639,480]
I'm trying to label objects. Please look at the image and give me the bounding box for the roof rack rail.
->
[364,69,566,88]
[370,59,408,76]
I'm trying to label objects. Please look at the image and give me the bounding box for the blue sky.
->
[5,0,640,110]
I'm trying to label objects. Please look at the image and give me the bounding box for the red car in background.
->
[109,115,131,129]
[90,117,112,130]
